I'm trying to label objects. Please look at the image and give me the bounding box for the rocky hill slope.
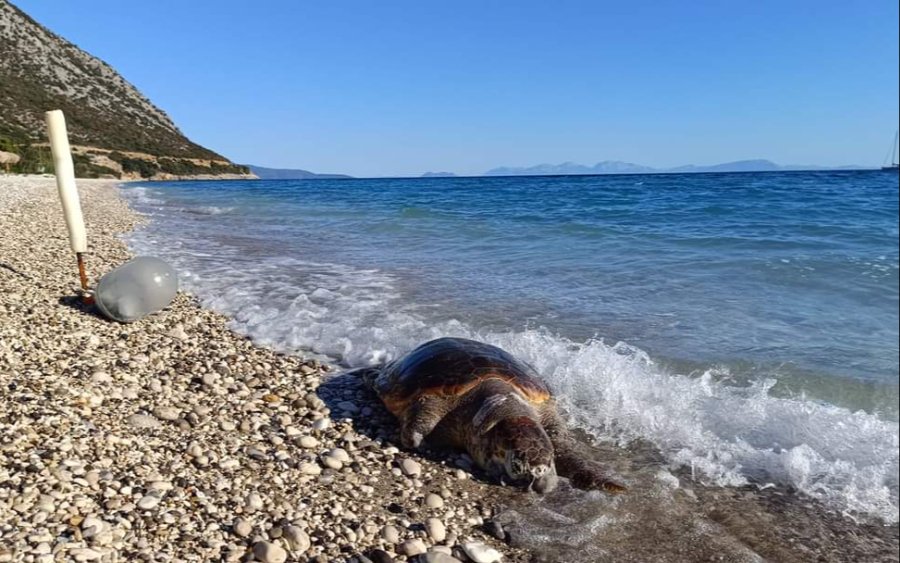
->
[0,0,251,179]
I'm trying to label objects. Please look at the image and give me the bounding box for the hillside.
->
[0,0,251,179]
[247,165,352,180]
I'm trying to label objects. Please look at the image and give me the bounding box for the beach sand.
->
[1,176,898,563]
[0,176,522,562]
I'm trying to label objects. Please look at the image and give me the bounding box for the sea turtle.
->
[365,337,626,494]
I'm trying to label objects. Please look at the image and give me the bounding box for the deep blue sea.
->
[122,171,899,523]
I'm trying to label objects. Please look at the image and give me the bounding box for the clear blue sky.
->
[15,0,900,177]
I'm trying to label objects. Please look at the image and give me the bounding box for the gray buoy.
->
[94,256,178,322]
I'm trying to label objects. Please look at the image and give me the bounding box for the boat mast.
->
[893,131,898,166]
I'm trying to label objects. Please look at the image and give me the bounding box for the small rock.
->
[298,462,322,476]
[424,493,444,509]
[233,518,253,538]
[381,525,401,544]
[425,518,446,543]
[252,541,287,563]
[321,455,343,470]
[90,371,111,384]
[462,542,502,563]
[329,448,351,463]
[127,413,161,429]
[137,494,161,510]
[400,458,422,477]
[282,525,310,553]
[423,551,462,563]
[245,493,264,512]
[69,548,103,561]
[152,406,180,421]
[312,418,331,431]
[298,435,319,448]
[167,325,188,340]
[80,516,106,538]
[399,539,427,557]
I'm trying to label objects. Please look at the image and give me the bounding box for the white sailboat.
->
[882,130,899,171]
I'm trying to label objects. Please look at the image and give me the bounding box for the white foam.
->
[123,186,164,206]
[124,214,900,524]
[183,206,235,215]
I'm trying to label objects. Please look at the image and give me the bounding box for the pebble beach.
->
[0,176,520,563]
[3,175,899,563]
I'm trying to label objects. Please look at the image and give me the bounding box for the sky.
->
[14,0,900,177]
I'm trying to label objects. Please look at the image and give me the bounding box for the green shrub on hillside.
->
[119,157,159,178]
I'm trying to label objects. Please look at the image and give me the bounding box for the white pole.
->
[45,110,88,253]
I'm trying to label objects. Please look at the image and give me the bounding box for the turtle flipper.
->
[556,451,627,493]
[400,395,452,449]
[541,407,627,493]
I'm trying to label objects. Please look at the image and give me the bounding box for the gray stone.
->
[136,494,161,510]
[399,538,427,557]
[462,542,502,563]
[282,525,310,553]
[424,493,444,509]
[152,406,180,421]
[400,458,422,477]
[126,413,161,429]
[233,517,252,538]
[422,552,462,563]
[252,541,287,563]
[381,524,400,544]
[425,517,446,542]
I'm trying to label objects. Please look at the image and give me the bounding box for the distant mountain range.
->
[247,165,352,180]
[482,159,866,176]
[421,171,457,178]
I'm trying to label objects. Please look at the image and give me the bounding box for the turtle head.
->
[482,416,558,493]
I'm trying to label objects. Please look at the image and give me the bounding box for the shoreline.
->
[2,175,898,562]
[0,176,523,562]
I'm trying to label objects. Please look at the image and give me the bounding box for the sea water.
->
[122,171,899,526]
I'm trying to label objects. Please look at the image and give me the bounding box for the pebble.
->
[425,493,444,509]
[423,552,463,563]
[252,541,288,563]
[399,538,427,557]
[312,418,331,431]
[400,458,422,477]
[167,325,188,340]
[282,525,310,553]
[298,436,319,448]
[127,413,161,429]
[425,517,447,542]
[245,493,264,512]
[321,454,343,470]
[329,447,351,463]
[152,406,180,421]
[462,542,503,563]
[80,516,106,538]
[299,462,322,475]
[381,524,401,544]
[233,517,253,537]
[137,494,161,510]
[69,548,103,561]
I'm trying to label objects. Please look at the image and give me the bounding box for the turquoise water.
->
[123,171,899,522]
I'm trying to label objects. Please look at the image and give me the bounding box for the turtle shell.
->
[375,337,551,416]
